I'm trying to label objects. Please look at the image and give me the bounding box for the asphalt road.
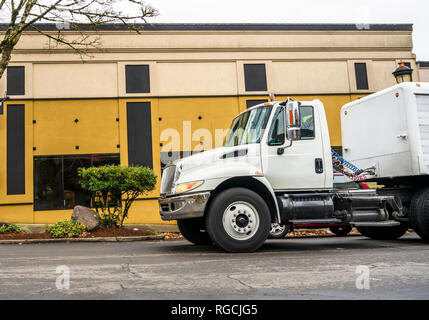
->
[1,233,429,300]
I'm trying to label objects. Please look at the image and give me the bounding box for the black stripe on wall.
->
[7,104,25,195]
[126,102,153,168]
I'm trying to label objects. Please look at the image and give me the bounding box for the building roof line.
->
[0,23,413,32]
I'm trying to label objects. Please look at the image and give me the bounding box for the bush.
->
[0,223,21,234]
[48,220,86,238]
[78,165,157,227]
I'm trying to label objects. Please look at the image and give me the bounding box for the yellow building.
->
[0,23,418,224]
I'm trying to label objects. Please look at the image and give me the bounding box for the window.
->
[246,99,268,109]
[7,66,25,95]
[224,106,272,147]
[300,106,315,139]
[127,102,153,168]
[125,65,150,93]
[34,154,120,210]
[244,64,267,92]
[268,108,285,146]
[7,104,25,195]
[354,63,369,90]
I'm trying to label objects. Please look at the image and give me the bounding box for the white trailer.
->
[341,82,429,180]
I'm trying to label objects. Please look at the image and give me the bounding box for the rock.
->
[71,206,101,231]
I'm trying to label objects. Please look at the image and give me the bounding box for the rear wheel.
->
[268,223,289,239]
[329,226,353,236]
[409,188,429,242]
[206,188,271,253]
[177,218,212,245]
[357,224,408,240]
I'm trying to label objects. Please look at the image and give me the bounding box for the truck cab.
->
[159,97,409,253]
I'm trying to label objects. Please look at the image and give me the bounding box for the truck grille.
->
[160,165,176,195]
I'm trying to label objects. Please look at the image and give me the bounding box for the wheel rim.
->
[270,223,286,236]
[222,201,260,241]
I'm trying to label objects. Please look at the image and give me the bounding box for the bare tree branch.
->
[0,0,158,81]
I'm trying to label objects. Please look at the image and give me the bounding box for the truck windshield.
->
[224,106,272,147]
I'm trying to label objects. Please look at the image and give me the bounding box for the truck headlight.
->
[173,180,204,194]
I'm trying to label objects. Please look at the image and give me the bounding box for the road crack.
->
[227,275,254,289]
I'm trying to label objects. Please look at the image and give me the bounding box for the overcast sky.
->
[145,0,429,61]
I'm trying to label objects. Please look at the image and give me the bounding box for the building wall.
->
[0,24,417,224]
[419,66,429,82]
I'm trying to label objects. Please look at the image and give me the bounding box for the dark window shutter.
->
[7,104,25,194]
[244,64,267,92]
[246,99,268,108]
[125,65,150,93]
[7,66,25,95]
[354,63,369,90]
[127,102,153,168]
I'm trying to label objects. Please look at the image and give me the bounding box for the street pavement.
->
[1,233,429,299]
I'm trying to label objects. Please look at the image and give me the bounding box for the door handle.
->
[315,158,323,174]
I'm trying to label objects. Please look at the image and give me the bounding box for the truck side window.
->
[268,108,285,146]
[300,106,315,139]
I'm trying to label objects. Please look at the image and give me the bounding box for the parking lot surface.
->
[1,233,429,299]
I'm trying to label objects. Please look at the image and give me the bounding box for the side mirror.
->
[286,101,301,141]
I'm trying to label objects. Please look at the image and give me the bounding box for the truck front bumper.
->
[159,192,211,221]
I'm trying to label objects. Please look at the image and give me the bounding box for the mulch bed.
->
[0,227,155,240]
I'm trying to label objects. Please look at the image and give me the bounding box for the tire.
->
[409,188,429,242]
[177,218,212,245]
[268,223,289,239]
[329,226,353,236]
[205,188,271,253]
[357,224,408,240]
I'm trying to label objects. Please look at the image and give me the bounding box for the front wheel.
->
[177,218,212,245]
[357,224,408,240]
[205,188,271,253]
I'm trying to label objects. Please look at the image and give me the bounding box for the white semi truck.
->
[159,82,429,253]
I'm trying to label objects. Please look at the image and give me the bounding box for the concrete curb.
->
[283,233,363,239]
[15,223,179,234]
[0,234,165,245]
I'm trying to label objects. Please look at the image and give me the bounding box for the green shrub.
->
[47,220,86,238]
[0,223,21,234]
[78,165,157,227]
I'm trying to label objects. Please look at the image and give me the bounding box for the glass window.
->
[34,154,120,211]
[354,63,369,90]
[268,108,285,146]
[224,106,272,147]
[125,65,150,93]
[300,106,315,139]
[244,64,267,92]
[7,66,25,95]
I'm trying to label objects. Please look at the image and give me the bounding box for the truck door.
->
[261,103,326,190]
